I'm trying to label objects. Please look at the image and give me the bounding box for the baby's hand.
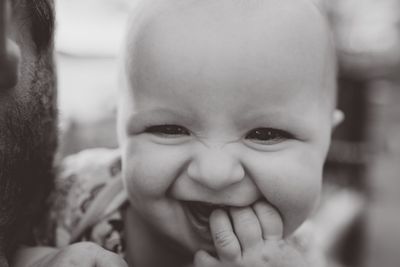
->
[193,202,308,267]
[13,242,128,267]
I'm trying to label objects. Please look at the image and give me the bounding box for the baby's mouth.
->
[184,201,228,237]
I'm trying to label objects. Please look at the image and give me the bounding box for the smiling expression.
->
[118,0,337,253]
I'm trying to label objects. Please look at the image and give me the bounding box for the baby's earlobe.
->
[332,109,344,128]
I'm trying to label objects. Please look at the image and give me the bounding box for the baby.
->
[13,0,342,266]
[117,0,342,265]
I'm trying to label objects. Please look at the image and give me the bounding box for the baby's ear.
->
[332,109,344,128]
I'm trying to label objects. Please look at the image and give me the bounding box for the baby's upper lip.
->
[180,199,261,208]
[184,200,229,210]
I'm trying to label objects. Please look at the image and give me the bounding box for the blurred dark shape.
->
[323,1,400,267]
[0,0,19,89]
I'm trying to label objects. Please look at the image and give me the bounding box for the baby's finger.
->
[209,209,241,261]
[230,207,263,250]
[253,201,283,240]
[193,250,219,267]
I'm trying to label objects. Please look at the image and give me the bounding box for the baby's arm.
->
[194,202,308,267]
[12,242,127,267]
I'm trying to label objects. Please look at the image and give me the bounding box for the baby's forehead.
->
[126,0,334,68]
[123,0,336,105]
[128,0,328,34]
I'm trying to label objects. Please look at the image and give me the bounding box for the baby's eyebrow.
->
[240,110,302,124]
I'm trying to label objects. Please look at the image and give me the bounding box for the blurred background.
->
[55,0,400,266]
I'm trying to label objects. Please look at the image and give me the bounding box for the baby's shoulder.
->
[56,147,122,193]
[36,148,124,249]
[53,148,122,224]
[57,148,122,191]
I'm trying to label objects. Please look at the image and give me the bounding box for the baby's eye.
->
[245,128,293,145]
[144,124,190,137]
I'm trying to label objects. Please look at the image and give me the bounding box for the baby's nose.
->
[187,146,245,191]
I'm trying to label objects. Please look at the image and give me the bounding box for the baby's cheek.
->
[277,155,323,236]
[122,140,188,197]
[254,166,322,237]
[279,180,321,236]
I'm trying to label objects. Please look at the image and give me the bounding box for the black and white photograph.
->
[1,0,400,266]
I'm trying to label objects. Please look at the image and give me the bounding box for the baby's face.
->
[119,0,337,253]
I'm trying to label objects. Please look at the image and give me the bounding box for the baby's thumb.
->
[193,250,219,267]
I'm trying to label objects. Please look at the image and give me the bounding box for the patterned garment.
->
[36,148,352,267]
[36,148,127,256]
